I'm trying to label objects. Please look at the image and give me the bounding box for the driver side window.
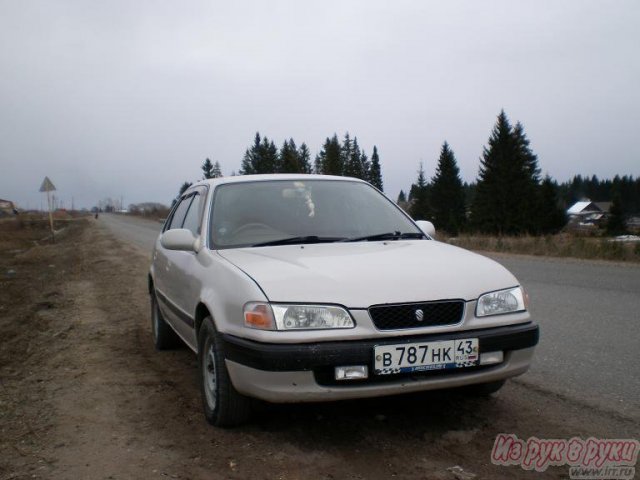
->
[167,196,193,230]
[182,193,203,236]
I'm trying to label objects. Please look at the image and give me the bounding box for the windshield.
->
[210,179,424,249]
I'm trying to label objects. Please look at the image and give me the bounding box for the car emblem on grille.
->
[415,309,424,321]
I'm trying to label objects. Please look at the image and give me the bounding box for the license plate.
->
[374,338,479,375]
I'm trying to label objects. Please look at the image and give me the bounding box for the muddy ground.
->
[0,220,637,480]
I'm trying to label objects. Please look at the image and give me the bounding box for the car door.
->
[155,188,207,348]
[154,193,195,341]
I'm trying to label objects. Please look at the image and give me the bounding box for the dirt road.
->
[1,220,637,479]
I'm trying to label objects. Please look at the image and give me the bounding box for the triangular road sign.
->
[39,176,56,192]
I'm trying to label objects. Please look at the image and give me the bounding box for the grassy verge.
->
[0,213,89,248]
[446,234,640,262]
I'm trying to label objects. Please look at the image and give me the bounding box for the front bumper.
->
[222,322,539,403]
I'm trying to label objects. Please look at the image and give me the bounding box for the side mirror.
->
[161,229,197,251]
[415,220,436,238]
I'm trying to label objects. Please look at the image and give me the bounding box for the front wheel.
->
[198,317,253,427]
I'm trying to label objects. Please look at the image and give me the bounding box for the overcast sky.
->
[1,0,639,210]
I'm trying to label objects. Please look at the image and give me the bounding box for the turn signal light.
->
[243,303,275,330]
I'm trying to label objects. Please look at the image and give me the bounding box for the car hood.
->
[218,240,519,308]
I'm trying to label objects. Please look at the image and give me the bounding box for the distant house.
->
[566,200,611,227]
[0,198,16,217]
[0,198,14,209]
[594,202,612,213]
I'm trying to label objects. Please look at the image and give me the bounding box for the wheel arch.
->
[195,302,212,339]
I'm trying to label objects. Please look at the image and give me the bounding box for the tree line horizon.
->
[177,110,639,236]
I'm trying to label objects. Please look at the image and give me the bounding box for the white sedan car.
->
[149,174,539,426]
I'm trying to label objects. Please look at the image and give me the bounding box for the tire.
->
[466,379,506,396]
[150,291,179,350]
[198,316,253,427]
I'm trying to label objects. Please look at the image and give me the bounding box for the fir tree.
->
[314,154,322,174]
[471,110,541,235]
[430,142,466,234]
[538,176,567,234]
[259,136,280,173]
[360,150,371,182]
[397,190,406,203]
[472,111,514,234]
[211,161,223,178]
[240,132,280,174]
[317,134,343,175]
[240,132,262,175]
[279,139,300,173]
[512,121,541,232]
[341,132,353,172]
[513,122,541,183]
[344,135,364,179]
[409,163,431,220]
[298,143,312,173]
[202,158,214,179]
[606,194,627,235]
[369,146,383,190]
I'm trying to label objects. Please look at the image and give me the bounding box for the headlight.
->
[273,304,354,330]
[476,287,526,317]
[244,303,355,330]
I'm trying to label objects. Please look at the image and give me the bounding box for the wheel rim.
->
[203,341,217,410]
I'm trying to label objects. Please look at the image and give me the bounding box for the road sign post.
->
[39,176,57,242]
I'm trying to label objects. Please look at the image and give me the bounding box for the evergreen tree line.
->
[173,131,384,203]
[401,110,639,235]
[401,110,566,235]
[313,133,383,190]
[173,118,637,238]
[240,132,383,190]
[201,158,223,180]
[557,174,640,215]
[240,133,312,176]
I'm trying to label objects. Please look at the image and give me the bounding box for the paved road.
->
[487,253,640,419]
[100,213,163,252]
[100,213,640,419]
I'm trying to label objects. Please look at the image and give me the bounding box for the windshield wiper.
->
[252,236,346,247]
[341,231,426,242]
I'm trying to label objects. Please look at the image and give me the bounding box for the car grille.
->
[368,300,465,330]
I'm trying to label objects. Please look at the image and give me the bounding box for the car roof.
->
[188,174,368,190]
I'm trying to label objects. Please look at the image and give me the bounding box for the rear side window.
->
[182,193,202,235]
[167,196,193,230]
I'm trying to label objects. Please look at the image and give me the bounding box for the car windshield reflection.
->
[210,180,424,249]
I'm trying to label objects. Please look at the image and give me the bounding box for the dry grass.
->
[0,216,53,251]
[446,233,640,262]
[0,213,90,250]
